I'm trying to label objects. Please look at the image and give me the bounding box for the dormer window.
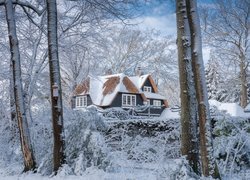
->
[76,96,87,107]
[143,86,152,92]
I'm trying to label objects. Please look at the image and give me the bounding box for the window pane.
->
[122,95,126,105]
[127,96,131,105]
[76,98,79,107]
[83,96,87,106]
[132,96,136,106]
[80,97,83,106]
[143,86,151,92]
[153,100,161,106]
[76,96,88,107]
[122,94,136,106]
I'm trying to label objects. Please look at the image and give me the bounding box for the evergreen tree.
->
[205,59,220,100]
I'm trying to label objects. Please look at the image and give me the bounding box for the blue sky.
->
[135,0,214,36]
[135,1,176,35]
[134,0,213,62]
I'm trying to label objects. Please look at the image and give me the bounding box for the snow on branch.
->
[0,0,46,16]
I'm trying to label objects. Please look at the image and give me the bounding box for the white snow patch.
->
[244,103,250,112]
[144,92,166,100]
[209,100,250,117]
[160,108,180,119]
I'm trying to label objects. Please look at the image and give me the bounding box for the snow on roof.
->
[209,99,250,117]
[74,78,90,95]
[89,73,146,106]
[75,73,168,107]
[144,92,166,100]
[129,74,150,89]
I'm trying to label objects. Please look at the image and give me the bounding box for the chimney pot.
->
[136,66,142,76]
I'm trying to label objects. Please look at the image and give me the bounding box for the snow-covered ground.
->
[0,105,249,180]
[0,159,194,180]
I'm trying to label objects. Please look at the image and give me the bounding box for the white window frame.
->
[76,96,87,108]
[153,100,161,107]
[143,86,152,92]
[122,94,136,107]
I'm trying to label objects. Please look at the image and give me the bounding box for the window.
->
[143,86,152,92]
[153,100,161,107]
[76,96,87,107]
[122,94,136,106]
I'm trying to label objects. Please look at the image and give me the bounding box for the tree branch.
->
[14,0,45,16]
[21,5,47,35]
[0,0,46,16]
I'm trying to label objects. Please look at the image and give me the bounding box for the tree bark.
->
[9,61,18,134]
[186,0,220,178]
[176,0,200,174]
[4,0,36,171]
[46,0,65,173]
[240,60,248,108]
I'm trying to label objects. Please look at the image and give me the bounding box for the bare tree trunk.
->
[240,60,248,108]
[176,0,200,174]
[9,62,18,131]
[10,72,16,122]
[9,57,20,148]
[46,0,65,173]
[4,0,36,172]
[186,0,220,178]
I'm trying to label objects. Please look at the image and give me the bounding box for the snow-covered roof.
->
[129,74,150,89]
[74,73,168,107]
[209,99,250,117]
[89,73,144,106]
[144,92,166,100]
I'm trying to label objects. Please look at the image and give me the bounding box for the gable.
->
[140,75,158,93]
[142,78,155,93]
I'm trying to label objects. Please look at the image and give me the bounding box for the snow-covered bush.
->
[0,111,23,175]
[102,107,130,120]
[63,107,110,175]
[212,107,250,176]
[105,119,180,163]
[23,104,54,175]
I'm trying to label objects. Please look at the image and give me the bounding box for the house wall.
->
[72,93,165,116]
[71,96,76,109]
[107,92,144,108]
[86,95,93,106]
[136,99,165,116]
[107,92,164,116]
[147,101,165,115]
[142,78,155,93]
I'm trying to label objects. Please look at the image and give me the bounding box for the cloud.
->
[132,13,177,36]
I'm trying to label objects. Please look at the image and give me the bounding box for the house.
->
[72,73,169,116]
